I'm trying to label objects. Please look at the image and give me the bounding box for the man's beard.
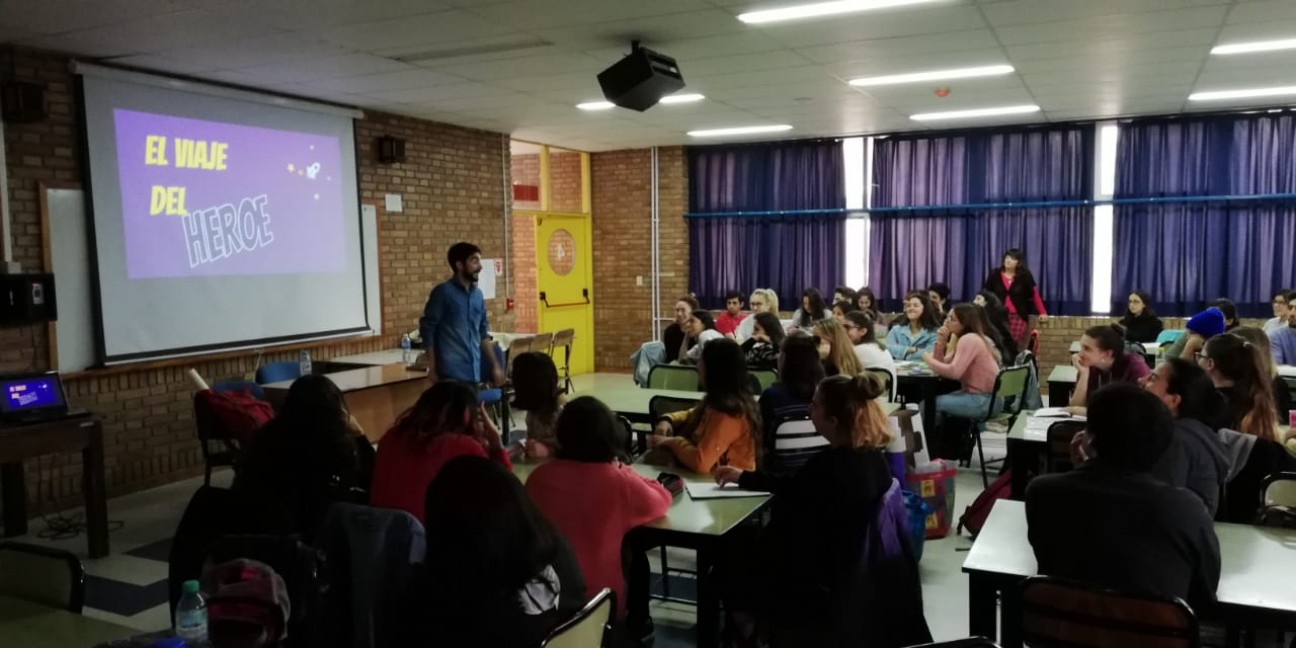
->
[460,269,479,283]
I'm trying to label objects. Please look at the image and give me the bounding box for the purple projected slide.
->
[113,109,347,279]
[3,377,61,412]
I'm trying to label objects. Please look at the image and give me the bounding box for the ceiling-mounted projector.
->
[596,41,686,112]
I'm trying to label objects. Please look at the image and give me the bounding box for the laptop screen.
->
[0,374,67,415]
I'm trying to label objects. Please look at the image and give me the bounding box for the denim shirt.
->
[886,326,937,360]
[420,278,489,382]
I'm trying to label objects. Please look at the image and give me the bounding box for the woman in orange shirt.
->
[649,338,761,472]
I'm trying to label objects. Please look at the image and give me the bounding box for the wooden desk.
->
[963,500,1296,647]
[1045,365,1077,407]
[513,461,770,648]
[263,365,427,443]
[0,595,135,647]
[0,417,108,558]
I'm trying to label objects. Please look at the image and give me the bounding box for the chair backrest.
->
[647,364,700,391]
[506,337,533,373]
[906,639,1001,647]
[256,361,302,385]
[751,369,779,392]
[993,365,1033,417]
[1261,471,1296,509]
[1155,329,1185,346]
[1027,330,1041,357]
[531,332,555,356]
[0,541,85,612]
[649,395,700,421]
[866,368,896,401]
[540,588,614,648]
[1019,576,1198,648]
[770,416,828,474]
[1044,420,1087,475]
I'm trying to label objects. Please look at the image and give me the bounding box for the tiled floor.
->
[3,371,1002,645]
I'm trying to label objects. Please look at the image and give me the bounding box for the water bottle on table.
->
[299,350,312,377]
[175,579,208,643]
[401,334,412,365]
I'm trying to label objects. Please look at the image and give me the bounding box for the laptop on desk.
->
[0,371,90,426]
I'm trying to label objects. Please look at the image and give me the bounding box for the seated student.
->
[1199,333,1281,442]
[831,300,857,324]
[736,288,779,341]
[1264,289,1294,334]
[370,382,511,522]
[650,339,761,472]
[409,456,586,648]
[233,375,375,540]
[972,290,1019,360]
[740,311,785,371]
[886,292,941,360]
[1165,306,1227,361]
[923,304,1002,424]
[715,290,748,338]
[760,334,826,445]
[1027,384,1220,607]
[833,285,858,307]
[525,397,672,617]
[791,288,831,329]
[631,295,698,384]
[1268,303,1296,366]
[855,287,885,328]
[1119,290,1164,344]
[714,375,932,647]
[927,282,951,319]
[1068,324,1151,410]
[1233,326,1292,424]
[813,318,864,378]
[844,311,898,379]
[662,295,701,363]
[680,309,724,364]
[1213,298,1241,331]
[511,352,567,459]
[1141,358,1230,516]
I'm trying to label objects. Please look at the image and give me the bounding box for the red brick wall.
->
[549,150,582,214]
[511,154,540,213]
[590,147,687,371]
[512,215,538,332]
[1,48,512,511]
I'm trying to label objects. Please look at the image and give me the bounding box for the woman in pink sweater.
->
[923,304,1004,425]
[526,396,673,616]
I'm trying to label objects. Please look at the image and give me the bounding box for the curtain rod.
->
[684,192,1296,218]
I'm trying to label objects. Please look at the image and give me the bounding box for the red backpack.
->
[956,469,1014,537]
[195,389,275,448]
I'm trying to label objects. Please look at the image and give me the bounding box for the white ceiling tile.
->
[313,9,518,51]
[467,0,718,31]
[1226,0,1296,25]
[583,32,787,63]
[679,50,811,77]
[233,54,415,83]
[365,82,517,104]
[440,52,608,82]
[794,30,1002,65]
[686,66,835,90]
[981,0,1228,27]
[301,69,468,94]
[1215,19,1296,42]
[821,48,1012,80]
[18,9,283,58]
[0,0,187,35]
[993,6,1228,46]
[530,9,748,51]
[756,5,989,49]
[192,0,448,31]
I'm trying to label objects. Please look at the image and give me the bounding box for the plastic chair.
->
[531,331,555,357]
[769,414,827,474]
[1155,329,1185,346]
[751,369,779,392]
[1261,471,1296,510]
[907,639,1000,647]
[213,380,266,400]
[646,364,700,391]
[648,395,699,421]
[0,541,86,612]
[1044,420,1086,476]
[953,364,1032,488]
[540,588,614,648]
[194,392,243,485]
[552,329,576,393]
[1019,576,1199,648]
[256,361,302,385]
[866,368,896,401]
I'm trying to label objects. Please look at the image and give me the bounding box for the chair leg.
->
[975,426,989,489]
[659,546,670,598]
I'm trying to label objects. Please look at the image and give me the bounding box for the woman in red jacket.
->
[526,396,672,616]
[370,381,511,522]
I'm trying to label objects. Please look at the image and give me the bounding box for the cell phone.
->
[656,472,684,497]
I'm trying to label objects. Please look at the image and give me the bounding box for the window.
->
[1090,123,1119,314]
[843,136,868,288]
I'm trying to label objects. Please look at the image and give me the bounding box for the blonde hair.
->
[816,374,892,449]
[750,288,779,315]
[813,319,863,377]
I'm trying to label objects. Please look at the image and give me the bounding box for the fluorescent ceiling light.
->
[1188,86,1296,101]
[849,64,1014,87]
[576,101,615,110]
[659,93,706,104]
[687,124,794,137]
[1211,38,1296,56]
[738,0,940,25]
[910,104,1040,121]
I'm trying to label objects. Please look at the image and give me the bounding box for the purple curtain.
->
[1112,114,1296,317]
[868,125,1094,314]
[688,140,846,308]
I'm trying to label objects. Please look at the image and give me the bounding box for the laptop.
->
[0,371,89,426]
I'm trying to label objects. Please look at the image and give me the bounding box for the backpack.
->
[196,388,275,448]
[202,558,292,647]
[957,469,1014,537]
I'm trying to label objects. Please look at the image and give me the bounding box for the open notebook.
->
[684,481,770,500]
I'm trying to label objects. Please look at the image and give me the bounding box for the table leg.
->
[921,381,939,441]
[83,425,109,558]
[1008,440,1030,499]
[1000,581,1023,648]
[1047,381,1069,408]
[623,532,653,641]
[695,547,719,648]
[1,461,28,538]
[968,573,998,641]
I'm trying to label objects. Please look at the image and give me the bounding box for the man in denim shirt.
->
[420,242,506,386]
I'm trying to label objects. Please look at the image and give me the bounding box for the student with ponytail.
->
[715,374,930,646]
[1199,333,1280,442]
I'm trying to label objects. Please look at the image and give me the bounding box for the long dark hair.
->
[423,455,561,599]
[272,374,352,441]
[691,309,716,332]
[778,335,826,402]
[1158,358,1228,429]
[975,291,1017,357]
[844,311,885,350]
[510,352,562,414]
[1001,248,1032,276]
[1123,290,1157,321]
[688,339,761,458]
[855,287,880,318]
[751,312,785,348]
[1203,333,1279,441]
[950,303,1006,361]
[902,291,942,331]
[555,396,627,463]
[800,288,828,320]
[387,381,482,447]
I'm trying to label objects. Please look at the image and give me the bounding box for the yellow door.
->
[536,213,594,375]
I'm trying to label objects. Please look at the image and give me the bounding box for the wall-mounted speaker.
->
[1,81,47,123]
[377,135,407,164]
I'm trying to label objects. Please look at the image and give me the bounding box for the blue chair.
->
[1155,329,1185,346]
[255,361,301,385]
[477,346,510,437]
[212,380,266,400]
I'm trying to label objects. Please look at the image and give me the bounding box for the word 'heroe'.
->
[145,136,229,170]
[183,194,274,269]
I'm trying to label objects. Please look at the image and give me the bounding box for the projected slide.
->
[113,109,347,279]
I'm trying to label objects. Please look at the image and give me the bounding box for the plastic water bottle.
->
[299,350,312,377]
[401,334,412,365]
[175,579,208,643]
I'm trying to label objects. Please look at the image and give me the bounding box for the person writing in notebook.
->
[419,242,505,386]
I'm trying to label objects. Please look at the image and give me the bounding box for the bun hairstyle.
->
[815,374,891,450]
[1203,333,1279,441]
